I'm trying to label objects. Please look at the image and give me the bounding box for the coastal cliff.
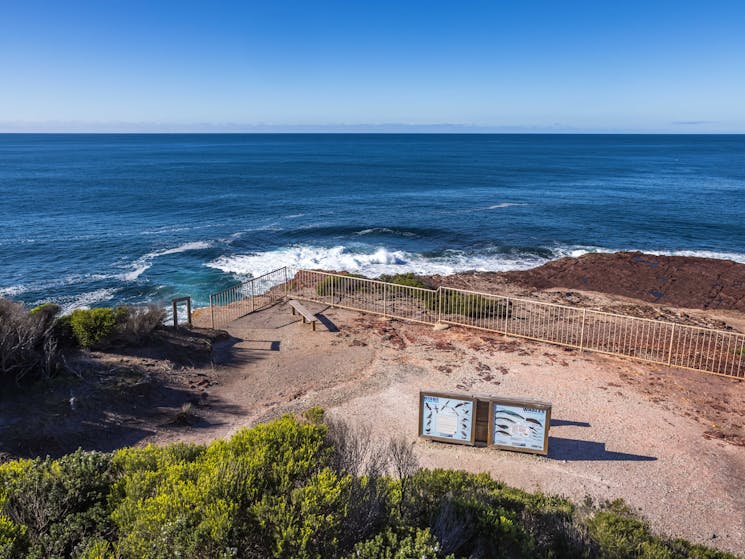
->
[497,251,745,312]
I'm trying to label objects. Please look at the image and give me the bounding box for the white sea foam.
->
[0,273,118,299]
[148,240,213,258]
[53,289,120,314]
[205,243,745,280]
[120,241,214,281]
[0,284,28,297]
[354,227,416,237]
[648,249,745,264]
[207,245,554,278]
[487,203,528,209]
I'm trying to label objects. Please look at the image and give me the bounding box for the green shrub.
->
[0,515,27,559]
[316,273,369,296]
[0,450,116,559]
[0,412,737,559]
[52,314,76,348]
[437,291,512,319]
[348,528,450,559]
[29,303,61,318]
[583,499,736,559]
[111,414,334,558]
[69,307,127,348]
[377,273,432,290]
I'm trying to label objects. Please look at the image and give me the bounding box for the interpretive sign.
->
[419,391,476,445]
[488,398,551,455]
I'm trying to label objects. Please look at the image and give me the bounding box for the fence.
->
[208,267,745,379]
[289,269,745,379]
[209,267,288,328]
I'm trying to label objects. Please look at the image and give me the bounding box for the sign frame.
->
[487,397,552,455]
[419,390,477,446]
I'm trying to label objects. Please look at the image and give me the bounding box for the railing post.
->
[172,299,178,328]
[667,323,676,366]
[330,275,335,307]
[251,279,256,312]
[579,308,587,350]
[383,282,388,316]
[284,266,289,299]
[437,287,443,324]
[210,294,215,330]
[186,297,192,327]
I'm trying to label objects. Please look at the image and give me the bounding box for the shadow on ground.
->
[550,419,591,428]
[0,358,246,460]
[548,437,657,461]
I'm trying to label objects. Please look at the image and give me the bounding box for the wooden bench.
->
[289,300,318,331]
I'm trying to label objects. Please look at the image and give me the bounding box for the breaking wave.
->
[205,244,745,281]
[119,241,214,281]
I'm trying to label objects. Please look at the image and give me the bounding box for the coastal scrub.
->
[0,411,737,559]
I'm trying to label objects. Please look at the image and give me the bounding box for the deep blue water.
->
[1,134,744,310]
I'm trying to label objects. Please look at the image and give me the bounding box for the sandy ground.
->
[2,299,744,554]
[174,300,745,555]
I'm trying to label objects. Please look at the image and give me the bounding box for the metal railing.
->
[209,267,288,328]
[207,267,745,379]
[288,269,745,379]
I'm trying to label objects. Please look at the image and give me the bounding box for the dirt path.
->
[3,298,743,554]
[180,300,745,555]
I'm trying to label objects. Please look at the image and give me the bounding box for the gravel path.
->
[169,301,745,555]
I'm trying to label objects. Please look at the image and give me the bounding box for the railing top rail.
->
[298,269,438,294]
[252,267,287,282]
[441,283,744,337]
[209,266,745,341]
[209,266,288,301]
[210,282,245,298]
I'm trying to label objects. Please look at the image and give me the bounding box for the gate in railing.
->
[208,267,745,379]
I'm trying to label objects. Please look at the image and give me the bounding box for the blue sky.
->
[1,0,744,132]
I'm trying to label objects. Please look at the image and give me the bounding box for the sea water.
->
[1,134,744,310]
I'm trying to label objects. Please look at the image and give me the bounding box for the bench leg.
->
[312,320,316,331]
[302,316,306,323]
[292,307,296,315]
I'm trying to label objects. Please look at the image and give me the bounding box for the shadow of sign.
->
[550,419,591,428]
[548,437,657,462]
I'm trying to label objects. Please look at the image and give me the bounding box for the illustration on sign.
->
[491,403,548,452]
[421,394,474,443]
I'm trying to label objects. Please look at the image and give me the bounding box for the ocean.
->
[1,134,744,311]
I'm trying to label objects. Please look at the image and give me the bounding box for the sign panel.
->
[419,391,476,445]
[488,398,551,455]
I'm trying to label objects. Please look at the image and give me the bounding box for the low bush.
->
[69,307,127,348]
[114,304,166,345]
[348,528,450,559]
[68,304,164,348]
[377,273,432,290]
[0,412,738,559]
[0,451,116,559]
[437,291,512,320]
[0,298,61,384]
[316,273,369,296]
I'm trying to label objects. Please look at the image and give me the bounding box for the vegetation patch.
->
[0,410,736,559]
[316,273,369,296]
[0,299,166,388]
[377,273,433,290]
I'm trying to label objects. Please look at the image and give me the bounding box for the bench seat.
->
[289,300,318,331]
